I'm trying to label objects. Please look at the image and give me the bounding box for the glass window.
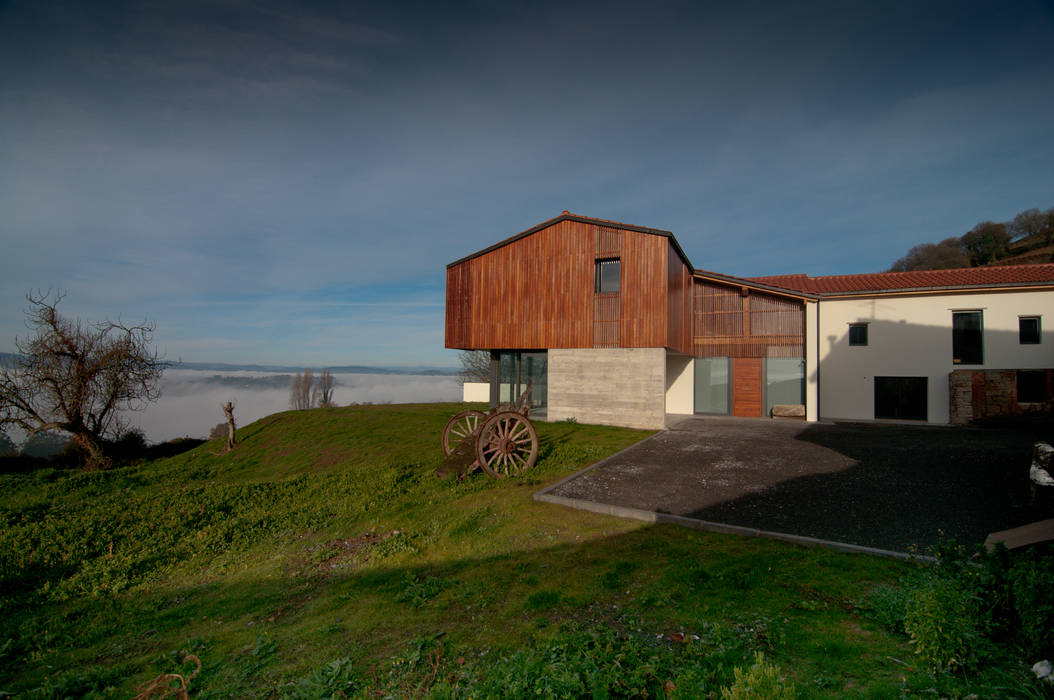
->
[952,311,983,365]
[1020,316,1041,344]
[766,358,804,416]
[848,323,868,346]
[694,357,729,414]
[874,376,928,420]
[595,258,620,294]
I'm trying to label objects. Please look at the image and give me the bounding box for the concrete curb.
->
[535,436,933,563]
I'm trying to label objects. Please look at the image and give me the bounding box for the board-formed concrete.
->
[547,348,666,429]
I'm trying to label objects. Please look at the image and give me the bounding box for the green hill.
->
[0,404,1041,697]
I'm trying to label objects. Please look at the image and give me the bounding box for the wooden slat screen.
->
[594,226,621,257]
[593,294,620,347]
[693,281,804,358]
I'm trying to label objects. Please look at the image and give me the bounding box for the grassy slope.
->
[0,403,969,697]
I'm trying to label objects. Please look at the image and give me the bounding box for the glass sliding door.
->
[694,357,730,414]
[765,358,804,416]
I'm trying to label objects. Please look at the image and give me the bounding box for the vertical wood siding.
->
[445,220,677,349]
[692,280,804,358]
[666,241,692,354]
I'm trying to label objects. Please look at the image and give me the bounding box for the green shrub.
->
[904,577,985,672]
[1009,556,1054,658]
[719,652,796,700]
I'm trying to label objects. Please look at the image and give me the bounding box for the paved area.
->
[542,416,1051,554]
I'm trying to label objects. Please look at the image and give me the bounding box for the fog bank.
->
[130,369,461,442]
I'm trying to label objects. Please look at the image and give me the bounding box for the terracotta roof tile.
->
[748,264,1054,295]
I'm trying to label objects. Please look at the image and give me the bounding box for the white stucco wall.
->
[805,300,819,421]
[817,289,1054,423]
[665,353,694,415]
[462,382,490,402]
[548,348,666,429]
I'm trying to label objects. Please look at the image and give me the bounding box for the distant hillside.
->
[887,205,1053,271]
[0,354,458,377]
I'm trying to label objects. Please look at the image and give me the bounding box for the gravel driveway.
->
[540,416,1051,554]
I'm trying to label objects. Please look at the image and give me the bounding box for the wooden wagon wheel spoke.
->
[442,410,486,456]
[476,411,539,478]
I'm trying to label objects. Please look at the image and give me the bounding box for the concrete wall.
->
[818,290,1054,423]
[548,348,666,429]
[462,382,489,402]
[665,353,693,415]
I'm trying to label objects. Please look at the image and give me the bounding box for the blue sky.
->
[2,0,1053,367]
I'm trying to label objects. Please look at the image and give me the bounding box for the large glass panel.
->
[874,376,928,420]
[766,358,804,416]
[694,357,729,414]
[952,311,983,365]
[498,352,515,404]
[493,351,547,412]
[521,351,548,410]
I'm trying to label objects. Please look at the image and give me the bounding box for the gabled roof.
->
[692,268,819,301]
[447,211,694,269]
[749,264,1054,296]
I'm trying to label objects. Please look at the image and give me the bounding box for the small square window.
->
[848,323,868,346]
[595,258,619,294]
[1020,316,1041,344]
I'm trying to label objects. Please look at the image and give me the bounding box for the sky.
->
[2,0,1053,367]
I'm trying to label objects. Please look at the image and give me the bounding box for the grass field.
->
[0,403,1047,698]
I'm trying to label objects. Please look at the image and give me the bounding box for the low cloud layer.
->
[130,369,461,442]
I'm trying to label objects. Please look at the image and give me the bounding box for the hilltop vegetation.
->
[888,205,1054,271]
[0,404,1049,697]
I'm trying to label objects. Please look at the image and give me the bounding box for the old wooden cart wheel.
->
[476,411,539,478]
[442,410,486,456]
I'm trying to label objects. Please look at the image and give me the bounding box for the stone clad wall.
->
[949,369,1054,424]
[547,348,666,429]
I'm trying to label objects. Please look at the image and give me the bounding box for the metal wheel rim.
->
[476,411,539,478]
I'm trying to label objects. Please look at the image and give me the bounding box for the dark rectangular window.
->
[874,376,928,420]
[594,258,620,294]
[952,311,983,365]
[1017,370,1048,404]
[1020,316,1041,344]
[848,323,868,346]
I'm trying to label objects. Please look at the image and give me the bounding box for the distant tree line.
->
[888,205,1054,272]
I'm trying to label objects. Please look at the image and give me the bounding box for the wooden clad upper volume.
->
[446,214,693,352]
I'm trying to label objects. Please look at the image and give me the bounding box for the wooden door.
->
[732,358,763,417]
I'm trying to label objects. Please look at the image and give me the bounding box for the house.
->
[445,212,1054,429]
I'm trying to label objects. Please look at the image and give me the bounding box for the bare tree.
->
[222,400,236,451]
[458,350,491,384]
[887,238,969,272]
[312,368,335,408]
[288,368,314,410]
[0,291,167,468]
[1008,207,1054,248]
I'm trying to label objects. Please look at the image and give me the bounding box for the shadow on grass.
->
[2,522,909,697]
